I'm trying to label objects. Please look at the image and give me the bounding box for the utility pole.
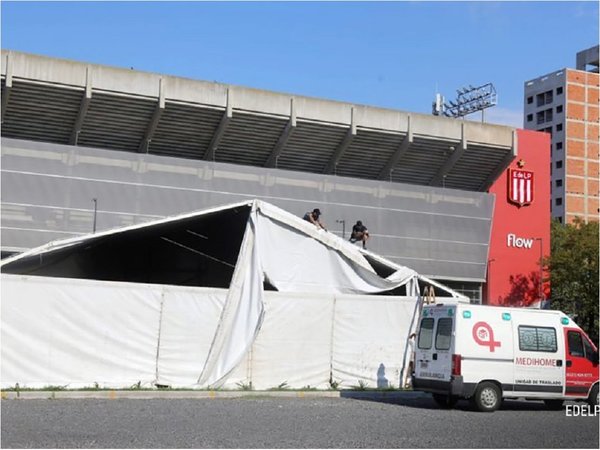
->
[336,219,346,239]
[92,198,98,233]
[535,238,543,307]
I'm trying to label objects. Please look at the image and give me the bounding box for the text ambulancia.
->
[412,303,599,412]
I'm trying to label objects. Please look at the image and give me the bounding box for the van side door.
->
[513,323,563,397]
[563,328,599,398]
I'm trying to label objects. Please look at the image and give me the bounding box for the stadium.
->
[1,49,550,304]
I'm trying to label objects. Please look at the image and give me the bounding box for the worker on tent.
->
[303,208,326,231]
[350,220,369,249]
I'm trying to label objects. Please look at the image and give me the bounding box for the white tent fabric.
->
[331,295,419,388]
[1,276,162,388]
[255,204,416,294]
[1,199,467,389]
[195,201,423,388]
[249,292,334,389]
[154,286,226,387]
[0,275,420,389]
[197,209,265,387]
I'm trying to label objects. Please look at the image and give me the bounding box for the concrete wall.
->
[1,137,494,282]
[1,49,514,144]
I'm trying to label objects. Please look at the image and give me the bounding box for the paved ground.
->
[1,395,598,448]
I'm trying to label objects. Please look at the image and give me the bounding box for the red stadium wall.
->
[485,129,551,306]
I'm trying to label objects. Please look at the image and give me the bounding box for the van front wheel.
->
[472,382,501,412]
[588,384,599,408]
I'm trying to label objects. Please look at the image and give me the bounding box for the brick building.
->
[523,44,600,224]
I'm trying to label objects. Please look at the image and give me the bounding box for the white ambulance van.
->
[412,303,599,412]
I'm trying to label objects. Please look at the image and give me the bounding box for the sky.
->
[1,1,598,127]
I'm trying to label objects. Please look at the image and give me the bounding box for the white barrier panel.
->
[1,275,163,389]
[1,275,417,390]
[155,286,226,387]
[332,295,417,389]
[249,292,334,390]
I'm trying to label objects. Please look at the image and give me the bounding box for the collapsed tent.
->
[1,199,467,390]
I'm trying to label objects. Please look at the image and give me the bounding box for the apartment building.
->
[523,45,599,224]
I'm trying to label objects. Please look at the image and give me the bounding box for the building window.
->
[556,160,563,169]
[556,198,563,206]
[556,105,563,113]
[527,114,533,122]
[545,109,553,122]
[558,216,563,223]
[556,179,563,188]
[556,123,563,132]
[556,141,563,150]
[556,86,563,95]
[536,93,545,107]
[536,111,545,124]
[536,90,553,106]
[527,96,533,104]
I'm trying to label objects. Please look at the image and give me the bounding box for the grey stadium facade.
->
[1,50,518,301]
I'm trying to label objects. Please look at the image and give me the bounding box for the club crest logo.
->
[508,168,534,207]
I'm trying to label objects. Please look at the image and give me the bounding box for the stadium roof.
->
[1,50,516,191]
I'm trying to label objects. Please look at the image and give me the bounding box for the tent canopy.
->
[1,199,466,298]
[1,199,466,389]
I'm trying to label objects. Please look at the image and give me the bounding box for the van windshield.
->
[418,318,434,349]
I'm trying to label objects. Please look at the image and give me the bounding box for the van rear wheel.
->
[543,399,564,410]
[472,382,501,412]
[432,393,459,408]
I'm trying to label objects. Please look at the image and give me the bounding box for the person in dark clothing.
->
[303,208,326,230]
[350,220,369,249]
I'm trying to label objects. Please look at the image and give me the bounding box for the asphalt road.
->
[1,396,598,448]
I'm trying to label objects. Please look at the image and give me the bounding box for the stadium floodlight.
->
[433,82,498,122]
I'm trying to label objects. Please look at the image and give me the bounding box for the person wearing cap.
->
[303,208,326,231]
[350,220,369,249]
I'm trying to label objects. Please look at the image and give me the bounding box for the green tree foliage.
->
[547,218,599,344]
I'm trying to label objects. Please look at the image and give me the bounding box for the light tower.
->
[432,83,498,123]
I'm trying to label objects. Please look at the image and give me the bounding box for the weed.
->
[267,381,289,391]
[301,385,317,391]
[352,380,369,390]
[236,381,253,391]
[43,385,67,391]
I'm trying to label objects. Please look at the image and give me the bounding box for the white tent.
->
[1,199,466,390]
